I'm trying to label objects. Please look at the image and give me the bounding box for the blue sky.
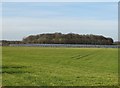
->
[2,2,118,41]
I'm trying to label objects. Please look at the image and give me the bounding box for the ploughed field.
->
[2,47,118,86]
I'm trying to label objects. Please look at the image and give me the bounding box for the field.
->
[2,47,118,86]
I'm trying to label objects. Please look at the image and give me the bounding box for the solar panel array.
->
[9,44,119,48]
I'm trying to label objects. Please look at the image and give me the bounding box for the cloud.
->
[2,17,118,40]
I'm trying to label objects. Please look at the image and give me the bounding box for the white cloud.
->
[2,17,118,40]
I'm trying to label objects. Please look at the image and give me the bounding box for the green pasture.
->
[2,47,118,86]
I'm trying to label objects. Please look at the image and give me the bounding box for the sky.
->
[1,2,118,41]
[1,0,119,2]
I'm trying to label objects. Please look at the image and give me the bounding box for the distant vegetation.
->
[1,33,117,46]
[1,40,22,46]
[23,33,113,45]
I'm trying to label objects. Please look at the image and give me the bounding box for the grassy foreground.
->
[2,47,118,86]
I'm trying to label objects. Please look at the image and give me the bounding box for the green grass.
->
[2,47,118,86]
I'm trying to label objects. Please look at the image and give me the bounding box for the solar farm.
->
[2,46,118,86]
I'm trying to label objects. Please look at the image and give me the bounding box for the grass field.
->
[2,47,118,86]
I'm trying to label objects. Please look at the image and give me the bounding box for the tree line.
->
[1,40,22,46]
[1,33,116,46]
[22,33,114,45]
